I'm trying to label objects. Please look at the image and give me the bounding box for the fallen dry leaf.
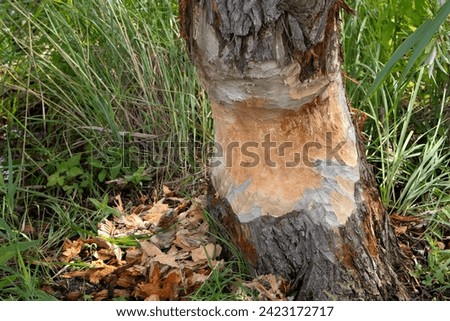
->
[180,207,205,227]
[87,260,116,284]
[242,274,288,301]
[114,289,131,299]
[191,243,222,263]
[116,267,143,288]
[125,247,142,263]
[394,225,408,236]
[133,204,152,215]
[50,187,290,301]
[60,260,117,284]
[139,194,149,204]
[117,213,146,230]
[134,263,181,300]
[84,236,123,262]
[174,230,208,250]
[111,243,124,262]
[150,229,177,249]
[67,291,81,301]
[60,239,84,263]
[187,272,209,286]
[176,200,191,213]
[94,289,109,301]
[98,219,116,238]
[163,185,175,197]
[157,209,178,228]
[142,201,169,225]
[93,248,115,261]
[145,294,160,301]
[167,245,179,256]
[153,253,179,268]
[114,194,124,215]
[162,270,182,299]
[84,236,110,249]
[140,241,163,257]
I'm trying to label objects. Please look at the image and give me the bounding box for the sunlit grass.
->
[343,0,450,294]
[1,0,212,299]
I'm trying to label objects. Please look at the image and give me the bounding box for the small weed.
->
[47,154,91,196]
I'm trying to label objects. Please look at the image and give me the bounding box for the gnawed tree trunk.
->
[180,0,410,300]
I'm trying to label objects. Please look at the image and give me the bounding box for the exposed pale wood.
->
[180,0,410,299]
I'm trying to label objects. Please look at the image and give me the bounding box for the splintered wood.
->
[46,188,287,301]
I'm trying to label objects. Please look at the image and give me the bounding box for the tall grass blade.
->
[367,1,450,97]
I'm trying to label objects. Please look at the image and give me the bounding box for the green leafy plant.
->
[414,238,450,291]
[47,154,91,195]
[89,194,121,218]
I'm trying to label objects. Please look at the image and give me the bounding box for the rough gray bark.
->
[180,0,341,107]
[180,0,410,300]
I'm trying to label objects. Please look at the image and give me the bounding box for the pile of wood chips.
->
[44,187,288,301]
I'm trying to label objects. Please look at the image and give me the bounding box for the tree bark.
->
[180,0,410,300]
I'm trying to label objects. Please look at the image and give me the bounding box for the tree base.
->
[208,182,411,300]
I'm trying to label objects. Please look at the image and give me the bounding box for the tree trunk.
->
[180,0,410,300]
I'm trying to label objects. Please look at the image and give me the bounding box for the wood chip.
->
[391,213,422,223]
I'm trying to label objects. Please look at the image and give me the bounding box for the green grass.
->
[343,0,450,294]
[1,0,211,202]
[0,0,449,299]
[189,261,252,301]
[1,0,212,300]
[0,217,55,300]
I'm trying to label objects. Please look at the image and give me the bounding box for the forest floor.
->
[41,185,450,301]
[42,186,288,301]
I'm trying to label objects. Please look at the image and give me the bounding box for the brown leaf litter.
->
[44,186,287,301]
